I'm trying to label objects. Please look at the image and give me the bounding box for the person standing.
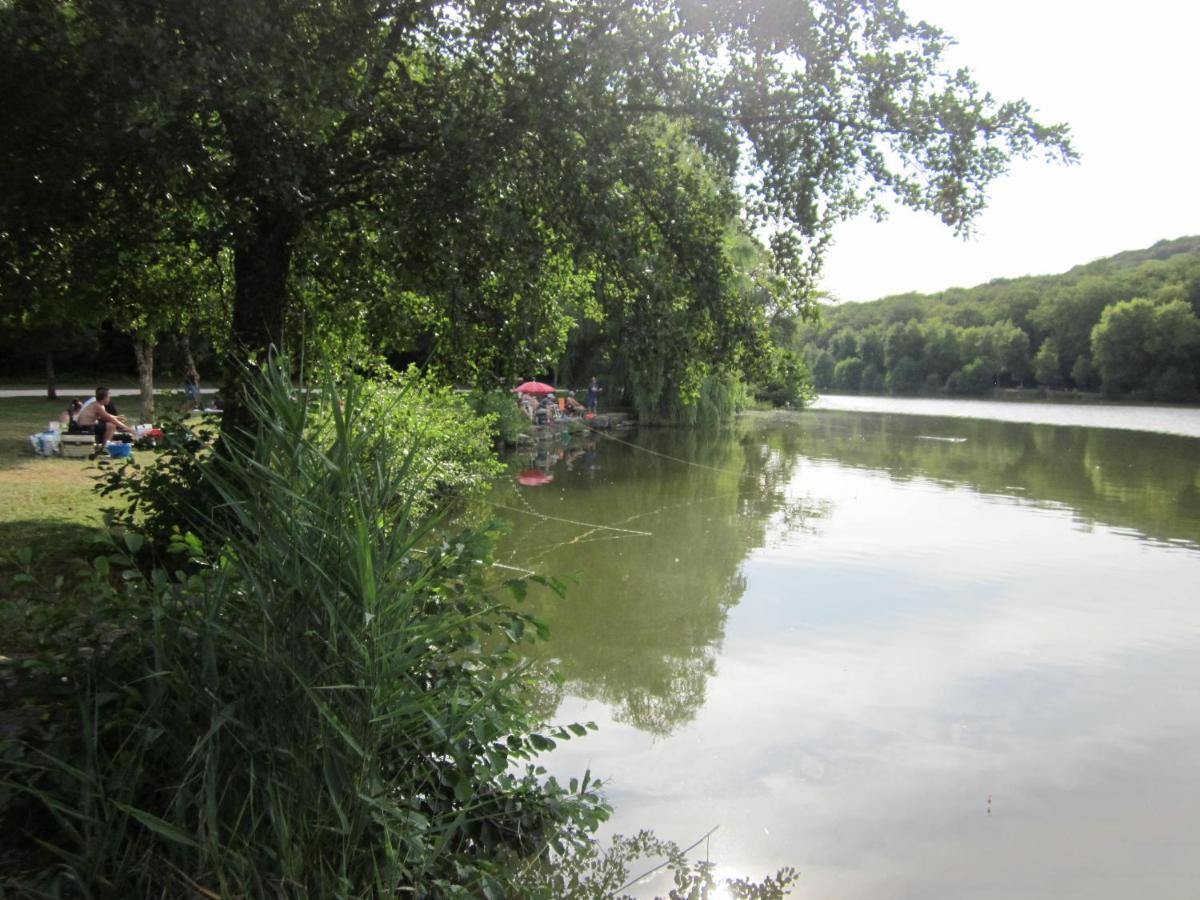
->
[184,364,201,406]
[586,376,602,413]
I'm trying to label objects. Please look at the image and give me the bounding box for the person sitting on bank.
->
[61,399,83,428]
[564,391,587,415]
[535,394,558,425]
[73,392,121,421]
[74,387,131,444]
[519,394,537,421]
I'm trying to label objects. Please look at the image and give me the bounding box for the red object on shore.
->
[514,381,557,395]
[517,469,554,486]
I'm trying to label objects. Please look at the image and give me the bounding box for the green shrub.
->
[96,405,221,549]
[354,366,504,508]
[2,359,606,898]
[522,830,798,897]
[753,349,814,408]
[101,364,501,550]
[467,389,532,445]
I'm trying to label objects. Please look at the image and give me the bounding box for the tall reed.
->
[2,358,605,897]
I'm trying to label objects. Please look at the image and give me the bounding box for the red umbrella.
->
[514,381,557,395]
[517,469,554,486]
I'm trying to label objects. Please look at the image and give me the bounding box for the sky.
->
[816,0,1200,304]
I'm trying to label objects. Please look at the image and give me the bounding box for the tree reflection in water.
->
[494,426,821,737]
[494,411,1200,738]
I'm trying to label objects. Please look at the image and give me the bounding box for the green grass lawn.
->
[0,395,204,652]
[0,398,110,653]
[0,393,198,528]
[0,397,106,546]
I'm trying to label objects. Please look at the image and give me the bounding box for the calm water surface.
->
[492,403,1200,898]
[814,393,1200,438]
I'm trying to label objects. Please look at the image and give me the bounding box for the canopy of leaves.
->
[1,0,1074,420]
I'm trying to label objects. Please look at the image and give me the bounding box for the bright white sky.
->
[817,0,1200,303]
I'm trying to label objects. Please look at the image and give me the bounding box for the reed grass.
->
[1,359,605,897]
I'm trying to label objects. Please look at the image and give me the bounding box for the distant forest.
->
[790,236,1200,402]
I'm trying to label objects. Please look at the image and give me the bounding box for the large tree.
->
[1,0,1073,430]
[1091,298,1200,399]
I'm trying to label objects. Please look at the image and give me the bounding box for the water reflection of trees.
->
[496,413,1200,740]
[494,428,819,738]
[769,411,1200,547]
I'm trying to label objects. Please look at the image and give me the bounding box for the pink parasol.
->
[517,469,554,486]
[514,381,557,395]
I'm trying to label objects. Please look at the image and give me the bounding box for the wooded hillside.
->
[793,236,1200,400]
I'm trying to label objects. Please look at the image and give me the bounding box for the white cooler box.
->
[60,433,97,458]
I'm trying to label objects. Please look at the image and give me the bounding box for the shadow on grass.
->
[0,520,108,576]
[1,521,109,659]
[0,441,100,473]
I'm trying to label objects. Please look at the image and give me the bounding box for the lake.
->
[491,400,1200,898]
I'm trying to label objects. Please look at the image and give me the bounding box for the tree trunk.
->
[180,333,197,373]
[45,349,57,401]
[133,336,156,422]
[222,207,299,440]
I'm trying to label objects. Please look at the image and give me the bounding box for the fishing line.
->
[584,425,751,478]
[611,490,740,528]
[490,561,536,576]
[491,502,653,536]
[582,413,884,487]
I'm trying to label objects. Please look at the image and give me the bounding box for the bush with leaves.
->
[2,359,608,898]
[100,363,501,550]
[467,389,533,446]
[753,349,814,408]
[354,366,504,508]
[946,358,994,396]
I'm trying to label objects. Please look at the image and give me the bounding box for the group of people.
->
[63,387,132,444]
[518,377,602,425]
[60,366,202,446]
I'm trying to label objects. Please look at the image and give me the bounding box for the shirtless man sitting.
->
[74,387,131,445]
[564,391,587,415]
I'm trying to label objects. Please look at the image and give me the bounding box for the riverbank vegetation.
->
[792,235,1200,401]
[1,363,803,896]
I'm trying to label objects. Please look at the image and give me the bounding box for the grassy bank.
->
[0,398,110,654]
[0,397,104,553]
